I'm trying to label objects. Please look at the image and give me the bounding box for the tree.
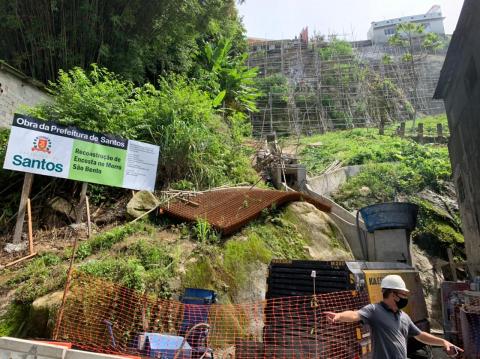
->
[197,38,259,113]
[388,23,442,127]
[0,0,245,84]
[29,65,257,189]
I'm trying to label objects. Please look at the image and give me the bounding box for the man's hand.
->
[323,310,360,323]
[443,340,463,357]
[324,311,338,324]
[415,332,463,356]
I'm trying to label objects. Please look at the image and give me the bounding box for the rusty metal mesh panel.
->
[55,273,371,358]
[160,188,331,235]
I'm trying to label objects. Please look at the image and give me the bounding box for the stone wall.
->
[0,62,50,128]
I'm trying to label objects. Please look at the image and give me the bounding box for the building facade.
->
[0,61,50,128]
[368,5,445,44]
[434,0,480,275]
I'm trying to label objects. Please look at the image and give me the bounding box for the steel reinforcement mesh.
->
[55,273,371,358]
[160,188,331,235]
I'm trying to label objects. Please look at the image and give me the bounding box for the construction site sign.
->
[3,114,159,191]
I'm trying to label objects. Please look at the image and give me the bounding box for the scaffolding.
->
[248,38,446,137]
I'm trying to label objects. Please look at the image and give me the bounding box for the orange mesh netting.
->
[55,273,371,358]
[160,188,331,235]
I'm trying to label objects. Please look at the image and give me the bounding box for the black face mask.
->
[395,296,408,309]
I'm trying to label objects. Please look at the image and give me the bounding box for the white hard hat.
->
[381,275,409,293]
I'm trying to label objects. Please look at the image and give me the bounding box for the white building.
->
[368,5,446,44]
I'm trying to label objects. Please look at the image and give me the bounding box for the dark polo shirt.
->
[358,302,421,359]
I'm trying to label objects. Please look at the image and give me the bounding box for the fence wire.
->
[55,273,371,358]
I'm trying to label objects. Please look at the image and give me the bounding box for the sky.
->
[238,0,464,41]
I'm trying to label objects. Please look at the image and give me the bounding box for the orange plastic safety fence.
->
[55,273,371,359]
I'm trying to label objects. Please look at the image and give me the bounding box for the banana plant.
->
[200,37,260,113]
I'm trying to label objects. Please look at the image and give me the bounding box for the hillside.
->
[294,114,463,260]
[0,200,350,337]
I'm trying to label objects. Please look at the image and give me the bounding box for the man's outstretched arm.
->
[415,332,463,355]
[324,311,360,323]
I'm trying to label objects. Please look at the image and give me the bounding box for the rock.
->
[412,244,444,330]
[69,223,87,231]
[127,191,160,218]
[359,186,371,196]
[28,291,64,338]
[286,202,353,260]
[417,188,459,219]
[48,197,76,220]
[4,241,28,253]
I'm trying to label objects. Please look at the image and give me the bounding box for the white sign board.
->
[3,114,159,191]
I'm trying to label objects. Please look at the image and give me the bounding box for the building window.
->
[384,28,396,36]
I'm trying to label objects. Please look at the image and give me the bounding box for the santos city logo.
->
[11,135,64,173]
[32,136,52,154]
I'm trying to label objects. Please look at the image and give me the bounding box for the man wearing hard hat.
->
[325,275,462,358]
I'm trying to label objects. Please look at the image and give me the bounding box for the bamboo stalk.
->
[5,253,37,268]
[53,233,80,340]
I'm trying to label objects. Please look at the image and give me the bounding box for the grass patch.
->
[0,303,31,336]
[297,119,463,260]
[412,197,464,258]
[78,237,177,297]
[332,163,423,209]
[73,223,154,260]
[300,128,451,192]
[183,209,309,300]
[6,253,66,303]
[390,114,448,136]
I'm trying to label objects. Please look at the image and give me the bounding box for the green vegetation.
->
[0,128,19,230]
[394,113,449,136]
[74,234,178,297]
[73,223,153,260]
[0,303,30,336]
[315,39,414,128]
[192,218,219,245]
[6,253,66,303]
[0,0,246,84]
[389,23,444,54]
[0,224,171,305]
[298,118,463,259]
[319,39,354,60]
[184,208,310,301]
[301,123,450,195]
[27,66,257,191]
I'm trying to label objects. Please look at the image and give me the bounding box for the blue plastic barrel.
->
[359,202,419,233]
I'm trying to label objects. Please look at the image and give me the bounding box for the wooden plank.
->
[26,198,33,254]
[85,196,91,238]
[12,173,34,244]
[5,253,37,268]
[75,182,88,223]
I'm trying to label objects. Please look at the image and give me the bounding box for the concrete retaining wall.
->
[308,165,362,196]
[0,337,131,359]
[305,184,369,260]
[0,62,50,128]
